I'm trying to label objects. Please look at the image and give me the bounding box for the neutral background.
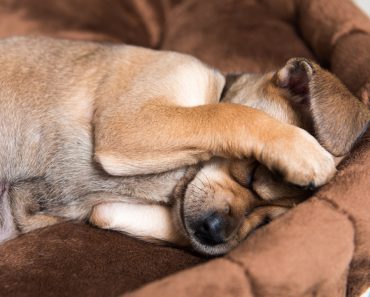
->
[354,0,370,17]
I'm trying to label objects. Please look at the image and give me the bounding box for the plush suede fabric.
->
[0,0,369,297]
[0,222,205,297]
[0,0,166,46]
[162,0,314,73]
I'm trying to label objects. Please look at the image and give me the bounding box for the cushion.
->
[0,0,369,296]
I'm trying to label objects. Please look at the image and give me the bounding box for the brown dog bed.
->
[0,1,369,296]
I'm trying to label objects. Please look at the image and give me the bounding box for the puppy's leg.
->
[95,102,335,187]
[238,206,288,240]
[10,182,62,234]
[90,202,188,245]
[0,182,18,243]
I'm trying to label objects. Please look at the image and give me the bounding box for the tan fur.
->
[96,100,336,187]
[0,37,365,255]
[91,202,188,245]
[172,58,368,255]
[274,58,370,156]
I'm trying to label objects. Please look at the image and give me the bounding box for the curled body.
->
[0,37,368,255]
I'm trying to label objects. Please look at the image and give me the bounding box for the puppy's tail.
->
[0,181,18,243]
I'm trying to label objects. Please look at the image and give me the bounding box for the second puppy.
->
[0,37,367,255]
[92,58,369,255]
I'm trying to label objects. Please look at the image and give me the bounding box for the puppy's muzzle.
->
[193,212,231,245]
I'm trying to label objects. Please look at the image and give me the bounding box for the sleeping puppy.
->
[105,58,369,255]
[173,58,370,254]
[0,37,366,255]
[91,58,369,255]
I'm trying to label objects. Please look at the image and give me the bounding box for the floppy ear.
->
[357,81,370,109]
[274,58,370,156]
[220,73,242,102]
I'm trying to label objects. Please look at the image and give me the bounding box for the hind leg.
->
[9,181,62,234]
[0,182,18,243]
[90,202,188,245]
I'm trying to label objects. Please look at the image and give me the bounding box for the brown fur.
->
[274,58,370,156]
[0,37,366,255]
[175,58,369,254]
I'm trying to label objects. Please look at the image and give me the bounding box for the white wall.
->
[353,0,370,17]
[360,287,370,297]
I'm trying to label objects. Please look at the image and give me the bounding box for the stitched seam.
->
[315,194,357,296]
[332,28,370,50]
[315,193,357,234]
[225,197,356,297]
[225,255,258,297]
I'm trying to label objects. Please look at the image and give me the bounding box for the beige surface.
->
[354,0,370,17]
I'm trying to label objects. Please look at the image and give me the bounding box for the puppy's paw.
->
[263,126,336,188]
[238,206,289,240]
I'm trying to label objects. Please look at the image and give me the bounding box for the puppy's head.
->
[222,58,370,156]
[174,58,369,255]
[173,158,307,255]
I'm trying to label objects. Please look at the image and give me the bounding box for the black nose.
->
[194,213,226,245]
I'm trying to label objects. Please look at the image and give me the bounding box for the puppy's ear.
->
[357,81,370,109]
[220,73,242,102]
[275,58,314,103]
[274,58,370,156]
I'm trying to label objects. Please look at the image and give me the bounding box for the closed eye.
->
[246,164,258,189]
[229,161,258,188]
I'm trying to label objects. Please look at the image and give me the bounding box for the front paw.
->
[262,126,336,188]
[238,206,289,241]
